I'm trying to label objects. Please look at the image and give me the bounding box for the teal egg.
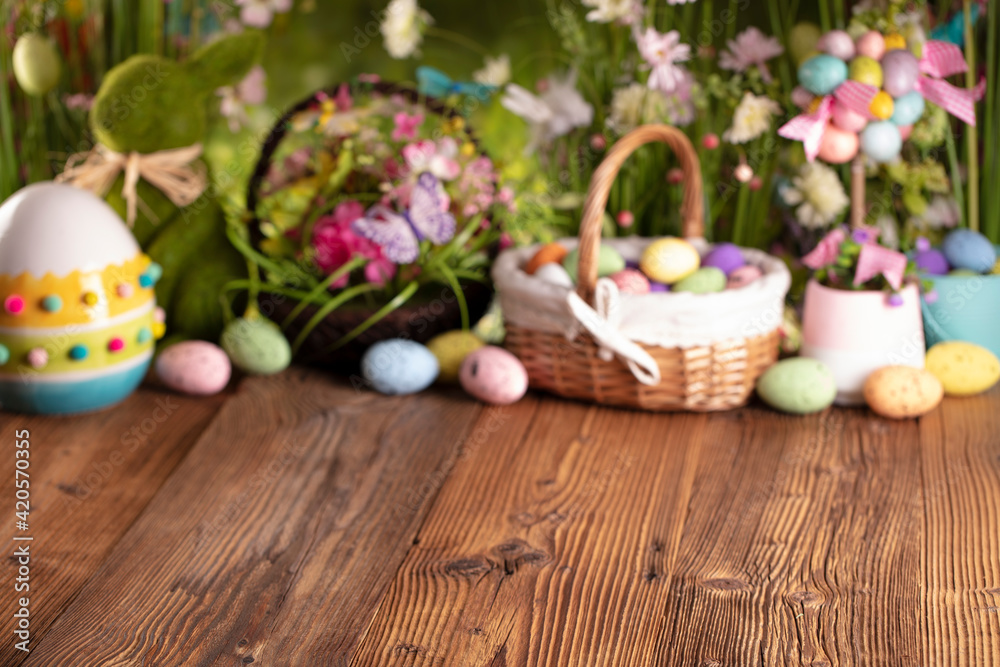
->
[362,339,439,395]
[891,91,925,126]
[563,245,626,283]
[798,54,849,96]
[673,267,726,294]
[860,121,902,163]
[757,358,837,414]
[221,317,292,375]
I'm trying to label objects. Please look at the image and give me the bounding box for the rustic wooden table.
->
[2,368,998,666]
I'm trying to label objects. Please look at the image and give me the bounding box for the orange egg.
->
[869,91,895,120]
[524,242,569,275]
[817,123,860,164]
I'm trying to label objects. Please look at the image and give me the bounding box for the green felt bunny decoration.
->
[81,32,265,342]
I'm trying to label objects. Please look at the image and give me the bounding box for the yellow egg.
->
[869,91,895,120]
[992,258,1000,274]
[925,341,1000,396]
[639,238,701,284]
[883,33,907,51]
[426,330,485,383]
[849,56,884,87]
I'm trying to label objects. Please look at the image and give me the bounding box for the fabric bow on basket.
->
[56,144,208,226]
[566,278,662,386]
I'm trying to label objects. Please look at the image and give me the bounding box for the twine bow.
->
[56,143,207,226]
[566,278,661,386]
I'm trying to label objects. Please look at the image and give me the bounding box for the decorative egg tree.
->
[779,28,983,228]
[778,25,986,406]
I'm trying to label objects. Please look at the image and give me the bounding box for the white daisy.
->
[473,54,511,87]
[380,0,433,60]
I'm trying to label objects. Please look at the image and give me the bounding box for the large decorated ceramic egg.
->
[0,183,164,414]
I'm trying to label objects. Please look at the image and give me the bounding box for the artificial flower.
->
[501,70,594,153]
[918,196,960,229]
[667,0,697,4]
[402,139,461,181]
[635,28,691,94]
[381,0,433,59]
[873,214,901,249]
[62,93,93,111]
[217,65,267,132]
[661,68,696,125]
[782,163,849,229]
[581,0,639,23]
[392,111,424,141]
[723,92,782,144]
[235,0,291,28]
[473,54,512,87]
[718,27,784,83]
[312,201,391,287]
[608,83,651,134]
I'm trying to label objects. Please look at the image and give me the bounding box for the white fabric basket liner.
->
[493,237,792,350]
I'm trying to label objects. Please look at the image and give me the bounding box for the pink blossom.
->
[635,27,691,93]
[235,0,292,28]
[392,111,424,141]
[217,65,267,132]
[63,93,94,111]
[719,27,784,83]
[311,201,391,287]
[402,139,461,181]
[358,73,381,83]
[334,84,353,112]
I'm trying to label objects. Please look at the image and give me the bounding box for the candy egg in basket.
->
[240,80,505,368]
[493,125,791,411]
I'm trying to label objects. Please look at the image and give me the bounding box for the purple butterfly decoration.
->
[351,173,456,264]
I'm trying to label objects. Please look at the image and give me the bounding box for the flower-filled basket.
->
[242,81,499,367]
[494,125,791,411]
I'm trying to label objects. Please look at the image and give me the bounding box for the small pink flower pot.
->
[800,280,925,406]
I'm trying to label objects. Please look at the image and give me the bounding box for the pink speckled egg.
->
[459,346,528,405]
[727,265,763,289]
[155,341,232,396]
[609,268,651,294]
[817,122,860,164]
[831,101,869,133]
[855,31,886,60]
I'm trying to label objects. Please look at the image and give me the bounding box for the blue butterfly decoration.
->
[930,4,980,47]
[416,67,497,102]
[351,173,456,265]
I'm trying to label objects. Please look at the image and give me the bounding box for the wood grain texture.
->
[351,395,710,666]
[0,387,226,667]
[22,369,482,667]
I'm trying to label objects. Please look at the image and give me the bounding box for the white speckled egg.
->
[0,182,161,414]
[156,341,232,396]
[534,262,574,288]
[460,346,529,405]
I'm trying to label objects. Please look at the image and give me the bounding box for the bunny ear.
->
[185,31,265,91]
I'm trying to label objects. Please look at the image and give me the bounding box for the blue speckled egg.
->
[890,91,925,126]
[798,54,849,95]
[860,121,902,163]
[362,339,439,395]
[942,229,997,273]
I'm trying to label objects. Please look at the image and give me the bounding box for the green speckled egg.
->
[562,245,626,284]
[672,267,726,294]
[221,317,292,376]
[757,358,837,414]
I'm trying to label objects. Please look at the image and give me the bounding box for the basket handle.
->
[576,124,704,304]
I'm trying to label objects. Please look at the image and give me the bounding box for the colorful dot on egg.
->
[69,345,88,361]
[117,283,134,298]
[108,337,125,353]
[137,327,152,344]
[82,292,99,306]
[152,322,166,340]
[4,295,25,315]
[139,274,154,288]
[153,307,166,324]
[0,344,9,365]
[41,295,63,313]
[27,347,48,369]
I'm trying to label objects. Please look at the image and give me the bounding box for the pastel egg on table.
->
[0,183,164,414]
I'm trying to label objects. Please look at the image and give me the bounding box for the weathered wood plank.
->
[919,392,1000,667]
[0,386,226,666]
[350,396,708,666]
[22,369,482,666]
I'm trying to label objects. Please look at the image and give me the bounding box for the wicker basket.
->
[245,82,494,368]
[494,125,791,411]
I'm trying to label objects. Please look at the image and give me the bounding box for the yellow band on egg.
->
[0,307,155,375]
[0,253,155,328]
